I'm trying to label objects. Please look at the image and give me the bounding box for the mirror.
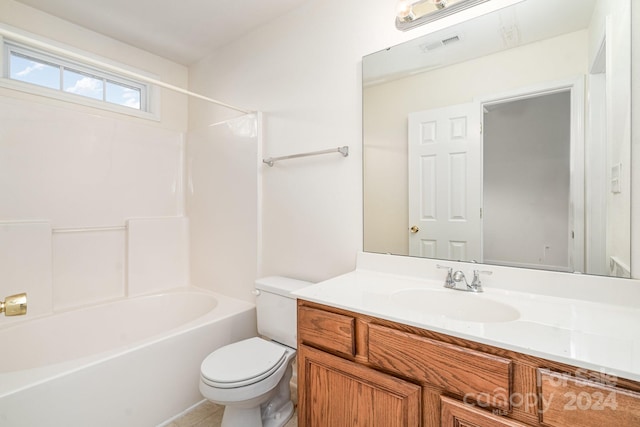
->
[363,0,631,278]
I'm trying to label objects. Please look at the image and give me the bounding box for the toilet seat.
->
[201,337,287,389]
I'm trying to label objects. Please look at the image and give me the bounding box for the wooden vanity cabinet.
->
[297,300,640,427]
[441,396,530,427]
[298,344,421,426]
[538,369,640,426]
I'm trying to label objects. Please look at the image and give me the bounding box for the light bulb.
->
[434,0,448,9]
[396,0,416,21]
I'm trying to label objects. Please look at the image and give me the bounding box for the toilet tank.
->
[255,276,312,348]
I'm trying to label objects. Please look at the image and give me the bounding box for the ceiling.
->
[14,0,310,65]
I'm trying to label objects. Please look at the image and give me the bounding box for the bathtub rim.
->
[0,286,256,398]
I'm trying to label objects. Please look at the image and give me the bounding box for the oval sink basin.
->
[390,289,520,323]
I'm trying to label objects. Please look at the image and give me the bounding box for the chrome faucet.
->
[437,266,492,293]
[470,270,492,292]
[436,264,455,289]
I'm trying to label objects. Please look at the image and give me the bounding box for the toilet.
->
[199,276,311,427]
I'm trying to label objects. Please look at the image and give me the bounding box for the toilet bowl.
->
[200,337,296,427]
[199,277,311,427]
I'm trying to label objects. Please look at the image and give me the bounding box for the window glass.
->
[63,69,104,101]
[106,81,141,109]
[3,41,151,116]
[9,52,60,90]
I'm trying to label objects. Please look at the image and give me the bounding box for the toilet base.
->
[263,400,294,427]
[260,362,295,426]
[221,399,294,427]
[221,405,262,427]
[218,362,295,427]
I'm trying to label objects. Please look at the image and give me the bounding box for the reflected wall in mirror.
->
[363,0,631,277]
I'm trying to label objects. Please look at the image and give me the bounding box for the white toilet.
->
[199,276,311,427]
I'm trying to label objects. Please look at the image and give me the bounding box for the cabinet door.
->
[538,369,640,426]
[298,344,421,427]
[441,396,530,427]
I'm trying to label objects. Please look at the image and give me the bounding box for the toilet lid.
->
[201,337,287,388]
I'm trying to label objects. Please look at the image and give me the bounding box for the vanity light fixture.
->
[396,0,419,22]
[395,0,491,31]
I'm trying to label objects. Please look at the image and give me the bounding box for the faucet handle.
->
[473,269,493,278]
[436,264,455,288]
[470,270,492,292]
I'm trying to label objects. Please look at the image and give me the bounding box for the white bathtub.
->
[0,288,257,427]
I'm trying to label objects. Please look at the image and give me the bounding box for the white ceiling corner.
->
[13,0,310,65]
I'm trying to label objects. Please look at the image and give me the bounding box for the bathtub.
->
[0,288,257,427]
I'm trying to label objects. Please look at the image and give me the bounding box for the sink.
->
[390,288,520,323]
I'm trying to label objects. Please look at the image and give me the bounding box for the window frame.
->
[0,33,159,121]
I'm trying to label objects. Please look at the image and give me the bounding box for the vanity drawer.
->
[368,324,512,410]
[298,306,355,357]
[441,396,529,427]
[538,369,640,426]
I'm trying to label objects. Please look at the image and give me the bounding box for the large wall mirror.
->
[363,0,631,278]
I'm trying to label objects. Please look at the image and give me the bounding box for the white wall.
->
[0,0,189,323]
[587,0,631,275]
[187,0,527,299]
[633,0,640,277]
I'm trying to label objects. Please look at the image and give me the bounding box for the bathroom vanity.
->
[316,0,640,423]
[294,254,640,426]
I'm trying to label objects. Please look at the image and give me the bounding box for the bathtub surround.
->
[0,96,189,316]
[52,227,127,309]
[187,115,262,302]
[0,96,185,226]
[127,217,190,296]
[0,0,193,312]
[0,215,190,313]
[0,4,191,314]
[0,222,51,324]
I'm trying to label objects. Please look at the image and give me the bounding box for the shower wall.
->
[0,96,188,324]
[187,118,260,302]
[0,0,189,324]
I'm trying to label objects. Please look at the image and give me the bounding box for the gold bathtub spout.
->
[0,292,27,316]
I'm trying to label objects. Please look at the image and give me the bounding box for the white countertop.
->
[294,253,640,383]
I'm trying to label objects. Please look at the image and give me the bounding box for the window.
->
[2,39,154,117]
